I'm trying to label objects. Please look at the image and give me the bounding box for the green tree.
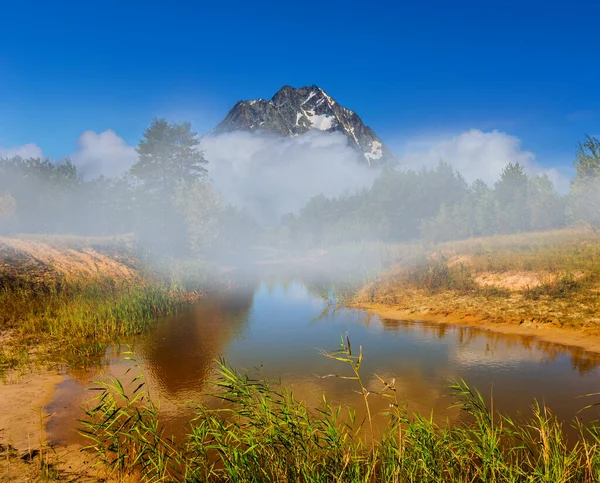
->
[568,135,600,230]
[130,118,207,194]
[173,180,222,253]
[297,194,336,245]
[130,119,207,253]
[494,163,530,233]
[74,175,135,235]
[569,179,600,230]
[574,135,600,180]
[366,162,468,242]
[420,202,473,243]
[471,179,498,237]
[527,175,565,231]
[0,156,81,233]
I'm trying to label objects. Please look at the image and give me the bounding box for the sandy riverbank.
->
[0,369,64,451]
[353,301,600,355]
[349,229,600,354]
[0,235,154,482]
[0,368,99,482]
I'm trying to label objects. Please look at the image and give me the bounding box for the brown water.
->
[47,279,600,445]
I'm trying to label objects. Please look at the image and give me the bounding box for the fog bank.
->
[202,130,379,223]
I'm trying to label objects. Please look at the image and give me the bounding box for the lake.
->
[47,278,600,445]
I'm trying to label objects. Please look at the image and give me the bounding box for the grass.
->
[404,255,477,294]
[0,236,209,376]
[80,338,600,482]
[353,228,600,331]
[437,228,600,274]
[5,228,600,479]
[0,274,197,374]
[523,272,583,300]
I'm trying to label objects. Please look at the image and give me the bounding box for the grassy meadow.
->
[353,228,600,333]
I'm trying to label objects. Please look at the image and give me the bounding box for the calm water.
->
[48,279,600,444]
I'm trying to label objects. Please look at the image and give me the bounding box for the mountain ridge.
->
[211,85,393,165]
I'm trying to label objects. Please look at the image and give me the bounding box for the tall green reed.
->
[0,274,195,372]
[79,338,600,482]
[79,352,184,482]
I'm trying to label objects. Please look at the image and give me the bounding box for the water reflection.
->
[139,287,255,395]
[379,318,600,375]
[47,280,600,446]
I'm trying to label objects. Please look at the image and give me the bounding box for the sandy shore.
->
[0,369,98,482]
[353,302,600,355]
[0,369,65,451]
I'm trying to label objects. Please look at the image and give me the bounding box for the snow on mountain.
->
[211,85,393,165]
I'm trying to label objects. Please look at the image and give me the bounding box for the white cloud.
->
[201,130,378,223]
[1,128,573,208]
[0,143,44,159]
[69,130,138,179]
[398,129,570,192]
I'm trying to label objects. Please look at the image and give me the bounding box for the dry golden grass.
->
[0,236,138,284]
[0,235,127,288]
[0,236,200,375]
[355,228,600,333]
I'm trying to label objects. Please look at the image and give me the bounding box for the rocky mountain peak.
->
[212,85,392,165]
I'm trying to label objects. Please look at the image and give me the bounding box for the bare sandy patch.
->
[475,270,587,292]
[0,369,65,451]
[0,369,102,481]
[475,271,546,291]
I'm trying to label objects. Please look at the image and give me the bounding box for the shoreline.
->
[0,235,204,481]
[0,367,109,481]
[0,368,66,452]
[352,301,600,355]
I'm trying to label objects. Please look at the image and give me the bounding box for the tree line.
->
[281,135,600,245]
[0,119,258,256]
[0,120,599,253]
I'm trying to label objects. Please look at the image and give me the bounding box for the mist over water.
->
[3,116,600,457]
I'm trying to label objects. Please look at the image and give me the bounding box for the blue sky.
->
[0,0,598,177]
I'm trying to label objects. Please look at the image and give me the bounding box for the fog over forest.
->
[0,119,598,259]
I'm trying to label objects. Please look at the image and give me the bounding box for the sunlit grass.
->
[0,274,197,372]
[80,338,600,482]
[354,228,600,330]
[0,234,238,376]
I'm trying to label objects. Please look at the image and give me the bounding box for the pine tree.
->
[574,135,600,181]
[494,163,530,233]
[568,135,600,230]
[471,179,498,237]
[129,118,207,253]
[527,175,565,231]
[130,118,207,194]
